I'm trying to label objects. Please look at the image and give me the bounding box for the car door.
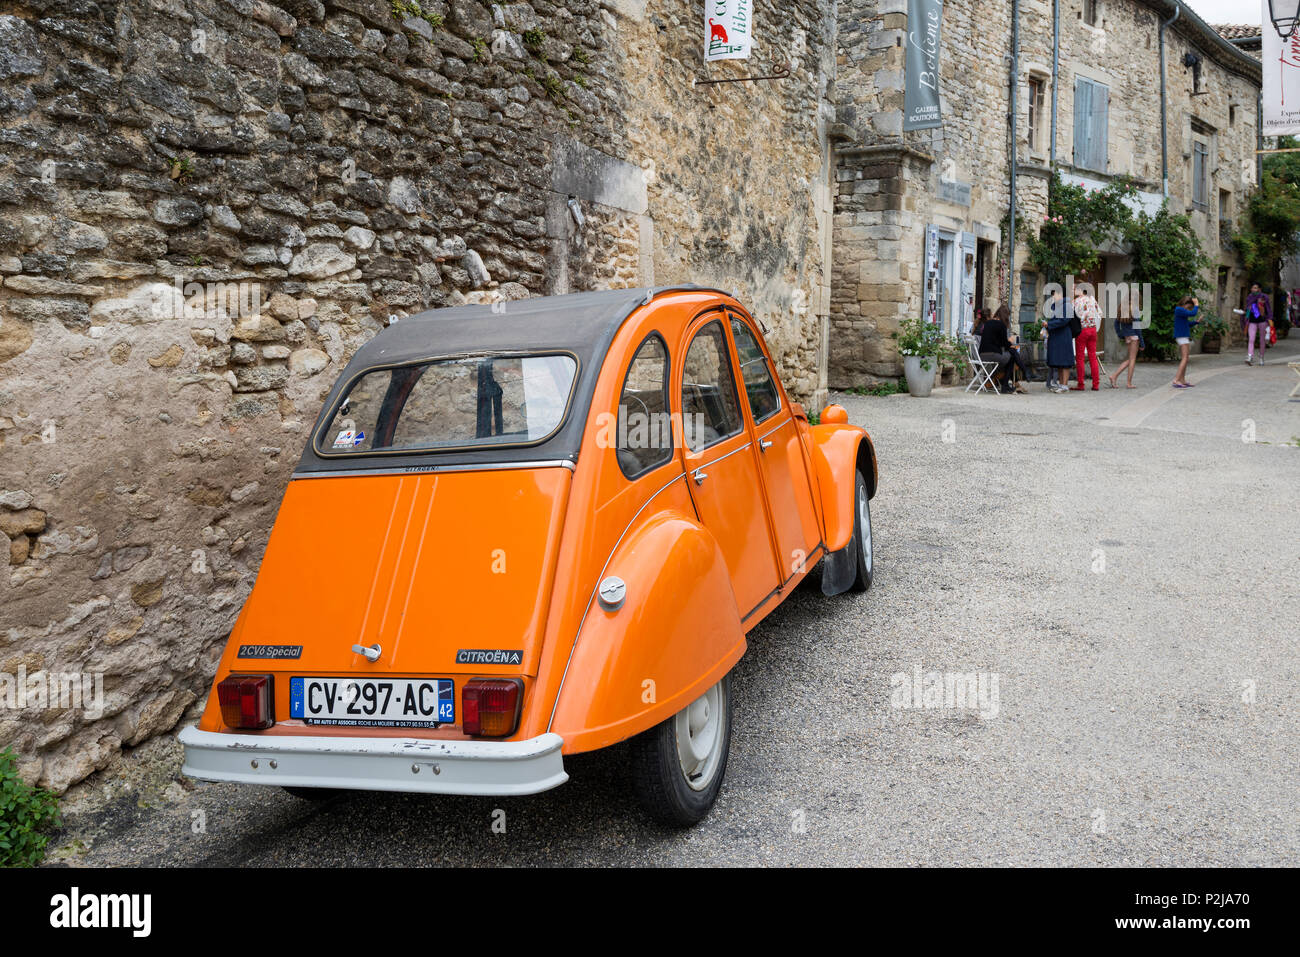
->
[728,313,822,582]
[679,313,782,619]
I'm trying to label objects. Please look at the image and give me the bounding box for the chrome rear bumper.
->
[178,725,568,796]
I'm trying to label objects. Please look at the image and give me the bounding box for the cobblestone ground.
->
[47,339,1300,866]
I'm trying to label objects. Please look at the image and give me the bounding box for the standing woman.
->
[1172,295,1200,388]
[1042,287,1075,393]
[1071,284,1103,390]
[1108,286,1143,389]
[1244,282,1272,366]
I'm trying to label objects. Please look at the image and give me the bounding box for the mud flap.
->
[820,542,857,596]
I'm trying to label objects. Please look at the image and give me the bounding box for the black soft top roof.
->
[294,285,727,475]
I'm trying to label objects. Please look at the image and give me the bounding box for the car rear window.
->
[316,353,578,456]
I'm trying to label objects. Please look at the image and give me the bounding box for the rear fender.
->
[549,509,746,753]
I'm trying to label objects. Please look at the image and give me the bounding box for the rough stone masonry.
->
[0,0,835,790]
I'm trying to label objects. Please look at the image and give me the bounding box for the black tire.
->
[630,675,732,827]
[282,786,347,801]
[849,468,874,593]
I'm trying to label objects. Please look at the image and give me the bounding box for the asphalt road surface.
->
[50,339,1300,866]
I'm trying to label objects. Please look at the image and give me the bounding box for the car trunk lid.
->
[234,468,571,677]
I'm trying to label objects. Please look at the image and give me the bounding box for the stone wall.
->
[0,0,833,790]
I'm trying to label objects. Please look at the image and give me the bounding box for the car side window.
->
[730,318,780,423]
[681,319,743,453]
[616,333,673,479]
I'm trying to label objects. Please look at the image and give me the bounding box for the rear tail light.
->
[217,674,275,730]
[462,678,523,737]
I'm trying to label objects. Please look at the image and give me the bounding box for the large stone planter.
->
[903,355,937,397]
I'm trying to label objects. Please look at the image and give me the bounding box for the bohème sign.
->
[704,0,753,62]
[904,0,943,131]
[1263,0,1300,136]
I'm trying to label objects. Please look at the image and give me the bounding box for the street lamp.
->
[1270,0,1300,40]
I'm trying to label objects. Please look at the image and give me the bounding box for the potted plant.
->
[894,316,968,397]
[1198,313,1227,354]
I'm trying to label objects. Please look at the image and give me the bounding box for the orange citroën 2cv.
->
[182,285,879,825]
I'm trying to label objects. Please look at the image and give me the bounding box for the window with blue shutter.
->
[1073,77,1109,173]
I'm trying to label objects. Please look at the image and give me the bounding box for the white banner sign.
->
[1263,4,1300,136]
[704,0,753,62]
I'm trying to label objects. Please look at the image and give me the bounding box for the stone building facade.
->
[830,0,1263,388]
[0,0,836,789]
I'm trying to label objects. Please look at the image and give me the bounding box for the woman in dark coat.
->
[1041,288,1075,393]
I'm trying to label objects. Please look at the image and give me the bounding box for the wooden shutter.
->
[1073,78,1091,167]
[1090,83,1109,172]
[1073,78,1109,172]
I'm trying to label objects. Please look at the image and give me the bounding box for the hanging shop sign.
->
[704,0,753,62]
[904,0,944,131]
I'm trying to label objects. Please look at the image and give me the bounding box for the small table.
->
[1290,362,1300,399]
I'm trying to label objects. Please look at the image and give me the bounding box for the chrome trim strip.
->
[690,440,752,467]
[292,459,577,480]
[547,469,687,732]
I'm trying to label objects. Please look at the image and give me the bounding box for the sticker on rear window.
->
[456,649,523,665]
[332,429,355,448]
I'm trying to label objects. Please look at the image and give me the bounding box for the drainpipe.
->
[1257,92,1264,186]
[1009,0,1020,318]
[1159,2,1181,199]
[1050,0,1059,167]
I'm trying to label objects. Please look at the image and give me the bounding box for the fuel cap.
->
[597,576,626,611]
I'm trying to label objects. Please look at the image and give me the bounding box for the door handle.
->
[692,469,708,485]
[759,439,774,453]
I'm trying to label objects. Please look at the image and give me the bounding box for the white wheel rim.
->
[674,681,725,791]
[858,483,873,574]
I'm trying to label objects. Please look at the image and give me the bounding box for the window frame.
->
[1073,75,1110,173]
[312,350,580,459]
[680,317,745,454]
[1192,140,1210,209]
[1027,75,1046,155]
[728,314,783,427]
[614,330,675,481]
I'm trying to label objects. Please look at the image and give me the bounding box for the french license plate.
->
[290,677,454,727]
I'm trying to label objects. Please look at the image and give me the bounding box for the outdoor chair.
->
[964,335,1001,395]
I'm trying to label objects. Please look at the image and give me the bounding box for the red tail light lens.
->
[217,674,275,730]
[462,678,522,737]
